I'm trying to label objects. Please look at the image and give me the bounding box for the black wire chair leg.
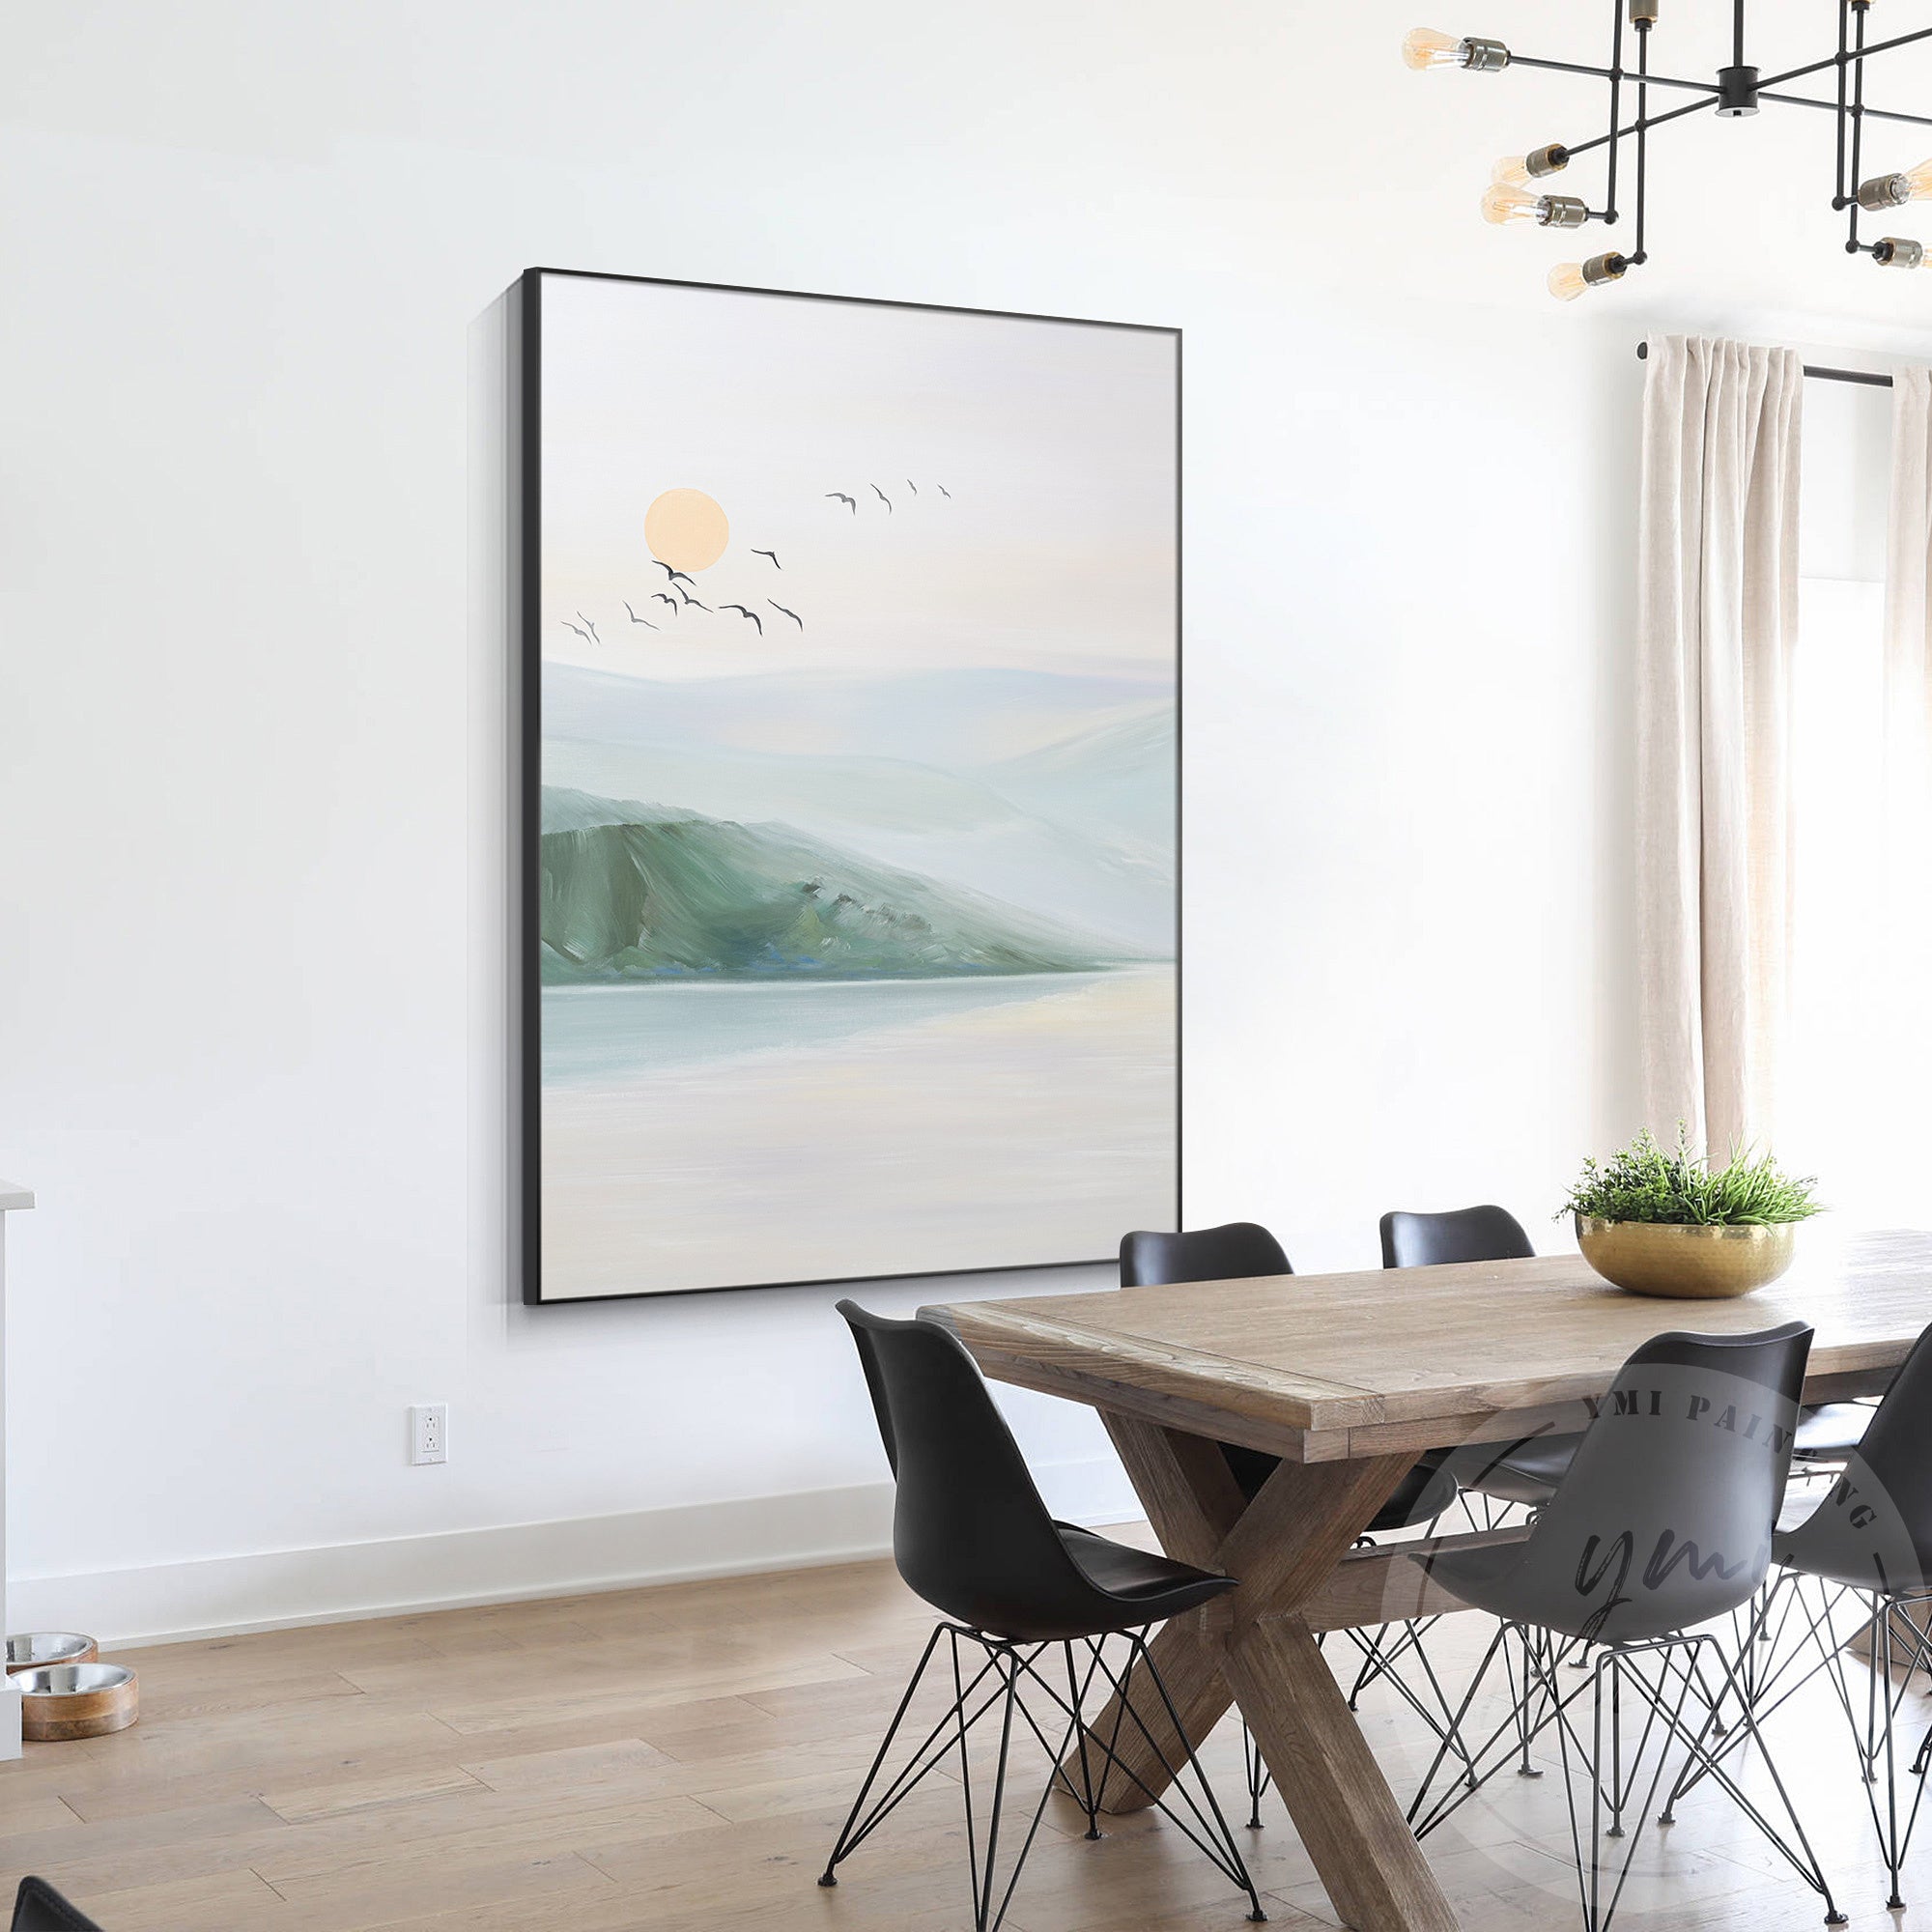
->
[1347,1623,1394,1710]
[1548,1640,1703,1932]
[1833,1587,1932,1911]
[1408,1620,1508,1835]
[1062,1639,1105,1840]
[1605,1652,1625,1838]
[1707,1639,1848,1925]
[1345,1614,1480,1788]
[819,1624,945,1886]
[1125,1632,1268,1922]
[949,1633,1085,1932]
[1662,1571,1851,1817]
[1513,1624,1546,1776]
[1241,1719,1269,1830]
[1879,1605,1905,1909]
[1653,1623,1847,1928]
[970,1647,1020,1932]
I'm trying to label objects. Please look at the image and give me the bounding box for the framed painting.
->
[515,269,1179,1301]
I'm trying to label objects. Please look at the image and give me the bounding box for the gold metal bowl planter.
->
[1576,1217,1798,1299]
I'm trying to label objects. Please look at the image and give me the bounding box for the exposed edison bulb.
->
[1905,158,1932,199]
[1481,183,1545,226]
[1548,252,1628,301]
[1403,26,1464,70]
[1494,144,1569,185]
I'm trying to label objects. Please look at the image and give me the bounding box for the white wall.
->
[4,0,1927,1641]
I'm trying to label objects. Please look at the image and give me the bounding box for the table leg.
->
[1227,1611,1458,1932]
[1078,1414,1463,1932]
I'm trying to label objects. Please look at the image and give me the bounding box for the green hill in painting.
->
[538,787,1141,983]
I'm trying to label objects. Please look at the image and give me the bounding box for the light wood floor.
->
[1,1530,1929,1931]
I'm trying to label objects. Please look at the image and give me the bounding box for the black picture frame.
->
[513,267,1181,1305]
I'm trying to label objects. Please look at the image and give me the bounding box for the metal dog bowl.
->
[14,1662,138,1741]
[6,1633,96,1672]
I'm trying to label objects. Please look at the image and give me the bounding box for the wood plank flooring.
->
[1,1531,1928,1930]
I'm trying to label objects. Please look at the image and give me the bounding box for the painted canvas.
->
[518,270,1179,1301]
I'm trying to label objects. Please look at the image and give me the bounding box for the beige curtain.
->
[1636,335,1804,1153]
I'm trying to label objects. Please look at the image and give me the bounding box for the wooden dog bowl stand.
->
[16,1665,138,1742]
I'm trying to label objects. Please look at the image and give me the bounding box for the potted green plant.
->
[1560,1127,1822,1299]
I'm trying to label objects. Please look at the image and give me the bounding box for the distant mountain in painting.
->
[542,664,1174,952]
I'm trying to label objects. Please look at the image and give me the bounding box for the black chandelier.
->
[1405,1,1932,298]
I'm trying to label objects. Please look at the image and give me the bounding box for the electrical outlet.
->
[410,1404,448,1465]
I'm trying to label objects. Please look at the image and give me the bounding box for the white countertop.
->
[0,1180,33,1210]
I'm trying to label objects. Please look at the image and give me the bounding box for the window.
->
[1784,378,1930,1223]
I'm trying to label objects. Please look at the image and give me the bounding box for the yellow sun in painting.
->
[644,488,729,573]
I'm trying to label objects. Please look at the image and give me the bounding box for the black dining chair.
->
[1411,1320,1844,1932]
[1379,1205,1582,1519]
[1121,1222,1463,1823]
[1734,1319,1932,1910]
[1123,1222,1459,1530]
[822,1301,1267,1930]
[1378,1204,1536,1271]
[13,1879,106,1932]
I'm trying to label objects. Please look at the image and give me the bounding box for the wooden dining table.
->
[923,1230,1932,1932]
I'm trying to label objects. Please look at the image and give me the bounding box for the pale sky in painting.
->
[536,273,1177,685]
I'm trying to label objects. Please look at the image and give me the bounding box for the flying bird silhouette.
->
[768,600,804,631]
[870,485,893,513]
[577,612,602,645]
[826,492,857,512]
[561,618,595,647]
[676,587,712,611]
[937,484,952,498]
[650,592,679,613]
[651,559,696,586]
[721,603,764,635]
[905,479,918,497]
[622,601,659,630]
[752,549,781,568]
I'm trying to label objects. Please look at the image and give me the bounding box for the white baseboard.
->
[10,1455,1138,1650]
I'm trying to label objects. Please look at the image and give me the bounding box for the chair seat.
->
[1054,1522,1236,1626]
[1455,1433,1582,1508]
[1222,1443,1459,1531]
[1791,1401,1872,1460]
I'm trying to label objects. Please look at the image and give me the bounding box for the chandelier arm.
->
[1763,92,1932,132]
[1507,53,1615,81]
[1550,84,1932,176]
[1613,71,1716,98]
[1605,0,1624,224]
[1834,0,1851,213]
[1565,91,1719,162]
[1510,54,1717,97]
[1757,23,1932,96]
[1849,3,1868,253]
[1633,11,1650,264]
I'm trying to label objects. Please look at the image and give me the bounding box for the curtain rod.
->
[1634,340,1892,387]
